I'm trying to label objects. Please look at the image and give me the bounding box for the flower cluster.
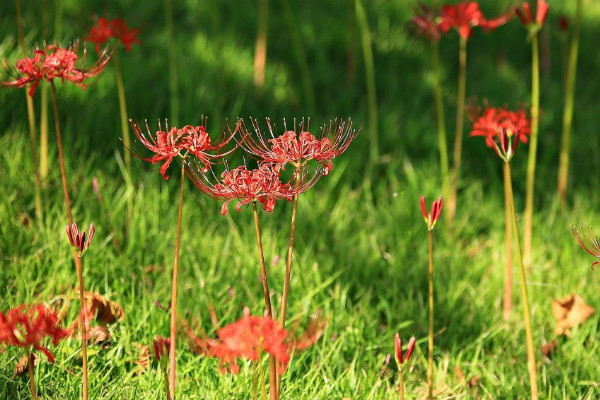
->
[394,334,416,371]
[468,103,531,161]
[86,17,141,52]
[571,225,600,271]
[0,304,70,363]
[152,335,171,363]
[129,119,237,180]
[515,0,549,29]
[420,196,443,231]
[66,223,95,257]
[1,42,111,97]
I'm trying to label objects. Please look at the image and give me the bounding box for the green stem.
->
[432,39,449,206]
[558,0,582,208]
[427,229,434,400]
[355,0,379,178]
[503,162,513,321]
[27,351,38,400]
[162,366,172,400]
[448,35,467,225]
[505,162,539,400]
[169,164,185,400]
[254,0,269,87]
[279,194,297,328]
[523,34,540,269]
[164,0,179,124]
[259,358,268,400]
[16,0,42,219]
[398,368,405,400]
[252,203,277,400]
[40,82,49,181]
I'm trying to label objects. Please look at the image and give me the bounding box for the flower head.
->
[241,118,358,175]
[129,119,238,180]
[66,223,95,257]
[0,304,70,363]
[394,333,416,370]
[1,41,110,97]
[152,335,171,364]
[210,307,290,374]
[86,17,141,52]
[439,2,511,39]
[571,225,600,270]
[514,0,549,28]
[420,196,443,231]
[410,3,444,42]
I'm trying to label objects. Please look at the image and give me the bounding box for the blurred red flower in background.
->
[86,17,141,52]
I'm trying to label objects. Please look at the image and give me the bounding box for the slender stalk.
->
[432,39,449,206]
[40,83,49,181]
[168,164,185,400]
[557,0,582,208]
[503,162,513,321]
[505,162,539,400]
[254,0,268,87]
[50,81,89,400]
[162,366,172,400]
[427,229,434,400]
[355,0,379,178]
[448,36,467,224]
[164,0,179,124]
[523,34,540,269]
[279,194,297,328]
[16,0,42,219]
[27,351,38,400]
[397,368,405,400]
[252,203,277,400]
[259,357,268,400]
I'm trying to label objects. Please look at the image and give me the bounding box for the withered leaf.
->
[134,343,151,374]
[541,339,558,358]
[84,291,125,325]
[552,294,595,336]
[88,326,111,347]
[13,354,37,378]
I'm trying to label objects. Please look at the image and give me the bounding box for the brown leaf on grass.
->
[134,343,151,374]
[84,291,125,325]
[541,339,558,358]
[88,326,111,348]
[454,366,467,387]
[552,294,595,336]
[13,354,37,378]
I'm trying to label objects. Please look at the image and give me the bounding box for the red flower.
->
[0,304,70,363]
[514,0,549,27]
[439,2,511,39]
[469,103,531,161]
[571,225,600,270]
[129,120,237,180]
[241,118,358,175]
[188,162,317,215]
[420,196,443,231]
[394,334,416,369]
[86,17,141,52]
[152,335,171,363]
[210,307,290,374]
[0,42,110,97]
[66,223,95,256]
[410,3,443,42]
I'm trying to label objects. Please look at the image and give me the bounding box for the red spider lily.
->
[86,17,141,52]
[187,162,319,215]
[0,42,110,97]
[152,335,171,363]
[439,2,511,39]
[420,196,443,231]
[129,119,238,180]
[514,0,549,27]
[0,304,70,363]
[210,307,290,374]
[394,334,416,369]
[410,3,443,42]
[571,225,600,270]
[66,223,95,256]
[241,118,358,175]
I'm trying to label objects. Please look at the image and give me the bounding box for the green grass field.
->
[1,0,599,399]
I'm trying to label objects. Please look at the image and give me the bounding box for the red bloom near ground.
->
[210,307,290,374]
[0,42,110,97]
[411,3,443,42]
[242,118,358,175]
[0,304,70,363]
[469,104,531,146]
[439,2,512,39]
[515,0,549,27]
[86,17,141,52]
[420,196,443,231]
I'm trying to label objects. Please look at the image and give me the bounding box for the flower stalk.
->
[427,228,434,400]
[27,351,38,400]
[432,39,449,206]
[503,161,513,320]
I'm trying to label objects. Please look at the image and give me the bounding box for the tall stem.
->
[16,0,42,219]
[432,40,449,207]
[448,36,467,224]
[503,162,513,321]
[505,162,539,400]
[557,0,582,208]
[254,0,268,87]
[397,368,405,400]
[163,367,172,400]
[40,83,49,180]
[427,229,434,400]
[252,203,277,400]
[50,81,88,400]
[279,194,297,328]
[168,164,185,400]
[164,0,179,124]
[27,351,38,400]
[523,34,540,269]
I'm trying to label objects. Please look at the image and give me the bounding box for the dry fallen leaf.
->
[541,339,558,358]
[134,343,151,374]
[454,366,467,387]
[84,291,125,325]
[88,325,111,348]
[552,294,595,336]
[13,354,37,378]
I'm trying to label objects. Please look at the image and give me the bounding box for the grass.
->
[1,0,600,399]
